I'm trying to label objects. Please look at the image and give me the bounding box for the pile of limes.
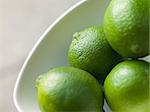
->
[36,0,149,112]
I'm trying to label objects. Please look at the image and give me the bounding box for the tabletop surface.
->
[0,0,79,111]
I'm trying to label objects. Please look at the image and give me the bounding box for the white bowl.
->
[13,0,149,112]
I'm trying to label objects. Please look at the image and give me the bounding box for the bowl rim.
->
[13,0,87,111]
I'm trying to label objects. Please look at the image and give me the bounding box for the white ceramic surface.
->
[13,0,149,112]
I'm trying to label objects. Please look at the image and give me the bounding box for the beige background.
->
[0,0,80,111]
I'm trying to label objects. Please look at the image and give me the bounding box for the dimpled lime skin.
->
[68,26,122,82]
[104,0,149,58]
[36,67,103,112]
[104,60,150,112]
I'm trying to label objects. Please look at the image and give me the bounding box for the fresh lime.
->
[68,26,122,82]
[104,60,149,112]
[104,0,149,58]
[36,67,103,112]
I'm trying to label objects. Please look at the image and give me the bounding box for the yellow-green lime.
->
[104,60,149,112]
[36,67,103,112]
[68,26,122,82]
[104,0,149,58]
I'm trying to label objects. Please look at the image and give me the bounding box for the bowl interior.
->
[15,0,116,111]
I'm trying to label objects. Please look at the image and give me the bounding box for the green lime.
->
[68,26,122,82]
[104,60,149,112]
[36,67,103,112]
[104,0,149,58]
